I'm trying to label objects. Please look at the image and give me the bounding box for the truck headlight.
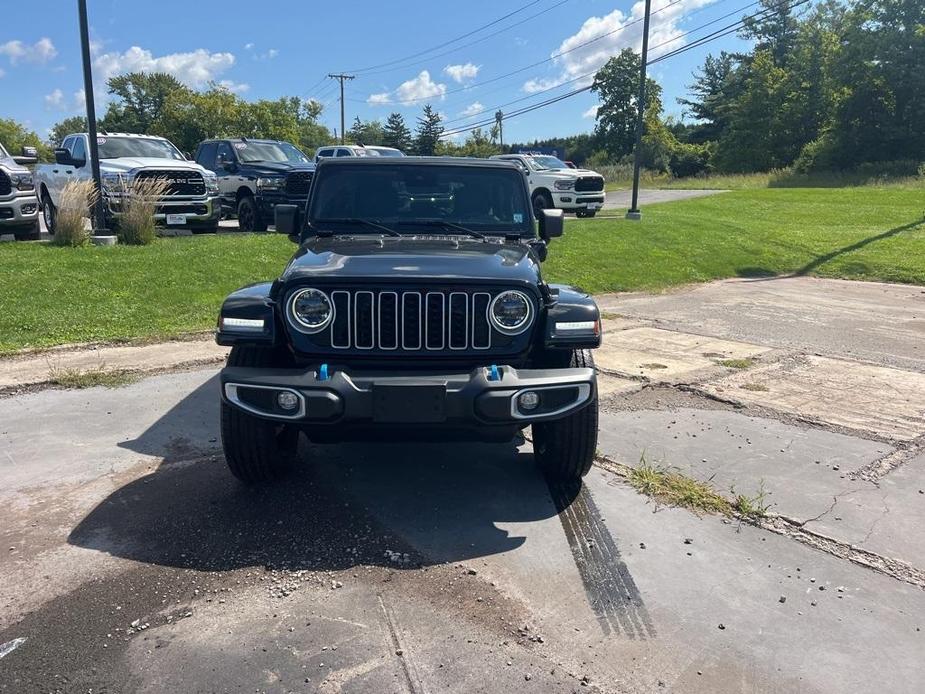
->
[10,172,34,191]
[288,288,334,333]
[554,179,575,191]
[257,176,284,191]
[489,290,533,335]
[101,173,127,193]
[203,172,219,194]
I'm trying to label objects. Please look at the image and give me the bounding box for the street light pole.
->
[78,0,105,231]
[626,0,652,221]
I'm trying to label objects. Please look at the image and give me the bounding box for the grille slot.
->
[319,289,499,352]
[286,171,314,196]
[0,170,11,196]
[575,176,604,192]
[135,169,205,196]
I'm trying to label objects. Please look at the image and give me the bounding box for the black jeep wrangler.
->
[194,138,315,231]
[215,157,601,483]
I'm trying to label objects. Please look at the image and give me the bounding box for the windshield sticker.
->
[233,142,248,149]
[97,137,106,144]
[513,213,523,223]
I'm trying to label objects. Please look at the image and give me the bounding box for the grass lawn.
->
[1,186,923,353]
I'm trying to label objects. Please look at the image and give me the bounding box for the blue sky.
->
[0,0,750,144]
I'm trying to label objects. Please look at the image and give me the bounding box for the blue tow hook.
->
[487,364,501,382]
[318,363,330,381]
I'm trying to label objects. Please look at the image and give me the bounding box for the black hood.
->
[280,237,542,287]
[241,161,315,174]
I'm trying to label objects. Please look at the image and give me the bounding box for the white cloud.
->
[461,101,484,117]
[73,88,86,110]
[218,79,250,93]
[522,0,716,92]
[582,104,599,119]
[266,48,279,59]
[93,46,236,87]
[244,42,254,50]
[443,62,479,83]
[44,88,64,109]
[0,37,58,65]
[367,92,392,106]
[395,70,446,104]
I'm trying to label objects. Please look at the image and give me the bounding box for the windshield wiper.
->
[396,220,487,240]
[314,218,401,237]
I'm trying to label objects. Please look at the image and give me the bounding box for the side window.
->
[71,136,87,165]
[336,148,353,157]
[216,142,235,168]
[196,142,218,171]
[61,136,74,153]
[315,148,334,160]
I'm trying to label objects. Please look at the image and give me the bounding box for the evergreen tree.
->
[414,104,444,155]
[382,112,413,152]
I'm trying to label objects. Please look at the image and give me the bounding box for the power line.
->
[328,73,356,144]
[346,0,544,73]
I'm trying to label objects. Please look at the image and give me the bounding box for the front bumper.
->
[221,363,596,431]
[0,191,39,228]
[552,192,605,211]
[105,193,221,224]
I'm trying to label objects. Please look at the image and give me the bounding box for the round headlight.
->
[288,288,333,333]
[489,290,533,335]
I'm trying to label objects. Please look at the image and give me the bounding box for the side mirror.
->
[13,145,37,165]
[53,147,80,166]
[275,204,301,241]
[538,208,564,241]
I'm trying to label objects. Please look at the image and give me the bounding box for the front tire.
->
[532,349,598,482]
[220,345,300,484]
[236,195,267,232]
[532,190,553,219]
[41,192,56,234]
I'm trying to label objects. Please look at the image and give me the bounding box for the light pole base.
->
[625,210,642,221]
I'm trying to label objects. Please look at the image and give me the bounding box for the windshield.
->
[310,164,532,236]
[365,147,404,157]
[97,136,185,161]
[528,155,569,170]
[235,141,311,164]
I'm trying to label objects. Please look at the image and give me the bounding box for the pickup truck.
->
[490,153,605,218]
[0,142,40,240]
[35,132,221,233]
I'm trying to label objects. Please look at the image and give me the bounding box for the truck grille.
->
[327,289,495,352]
[575,176,604,192]
[286,171,314,197]
[0,170,10,196]
[135,169,205,196]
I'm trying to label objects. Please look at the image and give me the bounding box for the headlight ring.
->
[488,290,533,335]
[288,288,334,333]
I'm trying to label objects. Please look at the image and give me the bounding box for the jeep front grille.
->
[135,169,206,196]
[575,176,604,192]
[286,171,314,197]
[0,170,10,196]
[327,289,494,352]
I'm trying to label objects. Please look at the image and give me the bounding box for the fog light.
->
[277,391,299,411]
[518,391,540,411]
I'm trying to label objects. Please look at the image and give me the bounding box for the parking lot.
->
[1,276,922,693]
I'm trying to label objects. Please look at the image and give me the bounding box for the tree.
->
[100,72,191,134]
[590,49,660,159]
[382,112,413,151]
[0,118,52,162]
[414,104,444,155]
[49,116,88,146]
[677,52,740,144]
[740,0,800,68]
[347,116,385,146]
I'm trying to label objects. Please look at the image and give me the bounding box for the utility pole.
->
[328,73,355,144]
[626,0,652,221]
[495,110,504,148]
[78,0,105,231]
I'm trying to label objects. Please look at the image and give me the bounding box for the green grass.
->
[602,167,925,191]
[0,186,923,354]
[48,365,139,389]
[546,187,925,294]
[719,358,755,369]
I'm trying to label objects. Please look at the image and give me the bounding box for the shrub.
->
[52,180,98,247]
[117,176,170,245]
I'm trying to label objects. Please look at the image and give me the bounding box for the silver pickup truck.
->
[34,132,221,233]
[0,142,40,241]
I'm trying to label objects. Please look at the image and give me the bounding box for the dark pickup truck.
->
[214,157,601,484]
[194,138,315,231]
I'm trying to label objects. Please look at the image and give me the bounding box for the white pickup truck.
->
[490,153,606,218]
[35,132,221,233]
[0,141,40,240]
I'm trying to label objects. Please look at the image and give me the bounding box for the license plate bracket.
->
[373,383,447,423]
[166,213,187,225]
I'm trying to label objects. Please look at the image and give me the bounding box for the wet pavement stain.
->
[549,480,656,639]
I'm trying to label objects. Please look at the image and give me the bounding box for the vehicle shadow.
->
[67,374,577,572]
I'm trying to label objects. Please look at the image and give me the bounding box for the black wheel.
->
[220,345,300,484]
[576,209,597,218]
[532,349,598,482]
[13,220,41,241]
[532,190,553,219]
[236,195,267,232]
[41,192,56,234]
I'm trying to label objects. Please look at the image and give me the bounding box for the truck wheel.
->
[237,196,267,232]
[531,349,598,482]
[532,190,553,218]
[220,345,300,484]
[42,193,56,234]
[13,220,42,241]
